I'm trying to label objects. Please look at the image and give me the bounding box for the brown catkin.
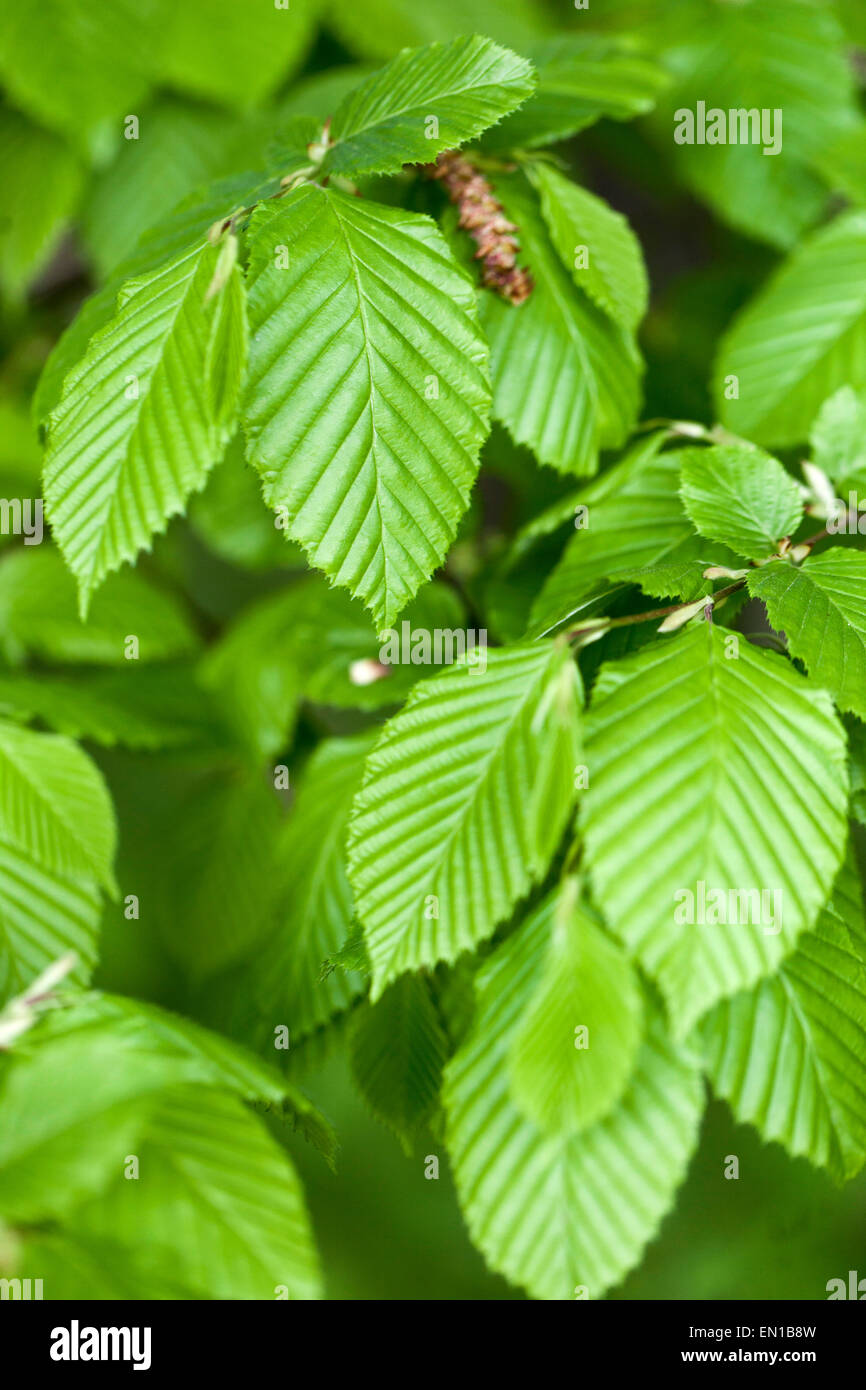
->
[422,152,534,305]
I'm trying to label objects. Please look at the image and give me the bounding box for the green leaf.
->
[848,717,866,829]
[678,444,804,561]
[44,238,248,611]
[201,576,467,756]
[189,436,305,571]
[748,551,866,720]
[323,35,534,179]
[0,843,100,1007]
[444,893,704,1300]
[0,666,222,752]
[715,211,866,447]
[157,0,318,109]
[17,1227,200,1300]
[242,185,490,629]
[478,171,641,476]
[702,897,866,1182]
[36,990,315,1110]
[508,884,644,1136]
[34,172,272,427]
[66,1083,321,1299]
[582,625,849,1034]
[0,0,158,160]
[615,558,720,604]
[530,162,648,334]
[0,720,116,893]
[0,1053,169,1224]
[321,924,370,980]
[0,988,330,1227]
[348,642,582,998]
[527,437,710,636]
[484,35,668,150]
[135,763,287,976]
[0,110,83,301]
[81,99,254,278]
[816,121,866,211]
[809,386,866,494]
[348,973,448,1145]
[646,0,857,250]
[0,549,199,666]
[326,0,546,64]
[224,733,376,1046]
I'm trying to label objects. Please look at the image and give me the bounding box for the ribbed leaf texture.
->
[227,733,375,1046]
[35,173,270,427]
[508,885,644,1136]
[582,624,849,1035]
[679,444,804,561]
[715,211,866,446]
[484,35,668,150]
[528,437,712,636]
[0,842,100,1006]
[348,973,449,1145]
[748,551,866,720]
[242,185,490,629]
[66,1084,321,1300]
[348,642,582,998]
[479,171,641,476]
[43,240,247,612]
[702,894,866,1182]
[444,893,704,1300]
[0,991,328,1227]
[0,720,115,892]
[531,161,648,334]
[323,35,535,179]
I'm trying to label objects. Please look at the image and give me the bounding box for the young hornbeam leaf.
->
[508,880,644,1137]
[703,887,866,1183]
[530,161,648,334]
[715,211,866,446]
[582,623,848,1034]
[348,973,449,1148]
[444,892,703,1300]
[0,720,116,894]
[678,443,804,561]
[703,565,748,581]
[482,34,669,151]
[203,232,238,303]
[748,550,866,720]
[478,170,641,477]
[320,35,535,180]
[801,460,839,519]
[242,185,490,629]
[43,240,248,612]
[348,643,583,998]
[656,596,710,632]
[810,386,866,494]
[0,952,78,1049]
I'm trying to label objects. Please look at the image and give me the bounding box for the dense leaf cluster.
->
[2,0,866,1301]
